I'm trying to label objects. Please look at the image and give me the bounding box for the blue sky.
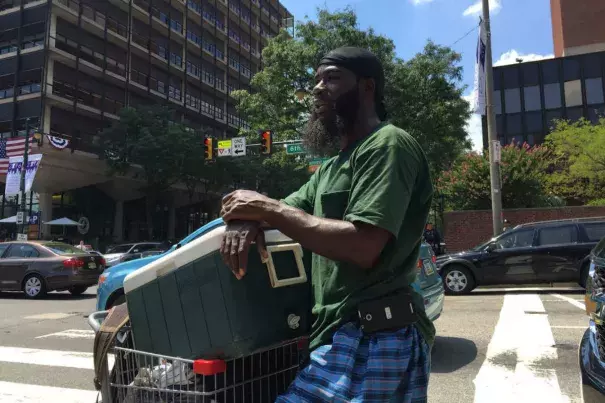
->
[280,0,555,150]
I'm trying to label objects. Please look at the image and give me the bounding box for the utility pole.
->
[18,117,30,236]
[482,0,503,236]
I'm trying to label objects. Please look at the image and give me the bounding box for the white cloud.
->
[411,0,434,5]
[463,93,484,152]
[494,49,554,66]
[463,0,501,17]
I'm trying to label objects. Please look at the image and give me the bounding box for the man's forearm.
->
[261,201,379,269]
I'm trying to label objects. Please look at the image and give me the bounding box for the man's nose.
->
[313,80,326,97]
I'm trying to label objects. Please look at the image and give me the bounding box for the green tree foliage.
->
[436,143,561,210]
[545,118,605,205]
[233,7,471,182]
[102,105,206,237]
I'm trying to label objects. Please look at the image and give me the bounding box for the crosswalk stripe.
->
[0,381,98,403]
[36,329,95,340]
[0,346,113,370]
[473,294,570,403]
[551,293,586,310]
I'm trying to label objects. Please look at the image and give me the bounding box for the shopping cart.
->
[88,310,308,403]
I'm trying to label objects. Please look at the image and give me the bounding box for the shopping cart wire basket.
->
[89,310,309,403]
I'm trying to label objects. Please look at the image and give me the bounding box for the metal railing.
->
[53,34,127,76]
[50,80,124,115]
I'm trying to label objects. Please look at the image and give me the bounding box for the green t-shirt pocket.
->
[320,190,350,219]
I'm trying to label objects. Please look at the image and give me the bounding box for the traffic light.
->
[260,130,272,155]
[204,137,214,160]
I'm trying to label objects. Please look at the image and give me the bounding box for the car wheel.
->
[69,285,88,296]
[106,292,126,310]
[22,275,47,299]
[442,265,475,295]
[579,262,591,289]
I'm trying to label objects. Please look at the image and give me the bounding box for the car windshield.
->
[45,243,84,255]
[106,245,133,254]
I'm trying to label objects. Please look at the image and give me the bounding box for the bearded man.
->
[220,47,434,402]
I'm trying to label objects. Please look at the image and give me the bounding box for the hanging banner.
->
[472,19,487,115]
[47,135,70,150]
[4,154,43,196]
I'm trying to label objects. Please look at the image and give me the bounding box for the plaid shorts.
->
[275,322,431,403]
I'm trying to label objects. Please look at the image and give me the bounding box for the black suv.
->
[436,217,605,294]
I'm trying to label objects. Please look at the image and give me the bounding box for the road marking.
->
[473,294,569,403]
[24,313,76,320]
[551,326,587,329]
[0,346,113,370]
[551,293,586,310]
[36,329,95,340]
[0,381,97,402]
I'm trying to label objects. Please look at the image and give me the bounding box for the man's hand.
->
[220,220,268,279]
[221,190,278,222]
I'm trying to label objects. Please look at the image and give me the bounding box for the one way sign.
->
[232,137,246,157]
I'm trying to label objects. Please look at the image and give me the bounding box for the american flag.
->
[0,137,34,174]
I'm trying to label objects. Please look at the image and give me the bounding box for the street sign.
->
[16,233,27,241]
[286,144,305,155]
[217,140,232,157]
[16,211,24,225]
[308,157,329,173]
[491,140,501,163]
[28,212,40,225]
[232,137,246,157]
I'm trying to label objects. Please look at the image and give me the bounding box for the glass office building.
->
[483,51,605,149]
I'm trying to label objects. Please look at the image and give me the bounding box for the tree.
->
[103,105,206,238]
[436,143,561,211]
[233,8,471,175]
[545,118,605,205]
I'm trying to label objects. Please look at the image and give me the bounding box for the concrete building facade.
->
[0,0,292,248]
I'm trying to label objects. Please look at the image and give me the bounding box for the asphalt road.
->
[0,286,591,402]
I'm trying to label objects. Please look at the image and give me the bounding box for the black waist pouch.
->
[357,290,419,334]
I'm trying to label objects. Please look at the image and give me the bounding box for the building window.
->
[585,77,604,105]
[544,83,562,109]
[566,107,584,122]
[583,54,602,78]
[525,111,543,133]
[494,90,502,114]
[523,86,541,111]
[545,109,563,131]
[506,113,522,135]
[564,80,582,107]
[504,88,521,113]
[588,105,605,123]
[503,67,520,89]
[541,60,560,84]
[496,115,504,136]
[563,58,581,82]
[521,63,540,86]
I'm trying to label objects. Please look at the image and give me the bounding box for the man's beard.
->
[302,86,360,157]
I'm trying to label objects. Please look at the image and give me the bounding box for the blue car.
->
[97,219,445,322]
[580,237,605,400]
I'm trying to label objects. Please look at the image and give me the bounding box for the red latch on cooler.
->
[193,359,227,375]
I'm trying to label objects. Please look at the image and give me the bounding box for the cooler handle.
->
[264,243,307,288]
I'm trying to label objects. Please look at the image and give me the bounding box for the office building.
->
[0,0,293,245]
[551,0,605,57]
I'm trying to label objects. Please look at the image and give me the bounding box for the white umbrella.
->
[44,217,80,226]
[0,216,17,223]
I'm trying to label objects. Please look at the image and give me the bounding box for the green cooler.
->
[123,225,312,360]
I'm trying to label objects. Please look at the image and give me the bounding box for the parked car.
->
[97,219,445,323]
[580,237,605,400]
[436,217,605,294]
[103,242,164,267]
[0,241,106,298]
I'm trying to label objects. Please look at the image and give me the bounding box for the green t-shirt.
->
[282,123,435,351]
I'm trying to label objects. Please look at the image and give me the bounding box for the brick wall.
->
[551,0,605,57]
[443,206,605,252]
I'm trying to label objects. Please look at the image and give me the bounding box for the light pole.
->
[18,118,31,236]
[482,0,504,236]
